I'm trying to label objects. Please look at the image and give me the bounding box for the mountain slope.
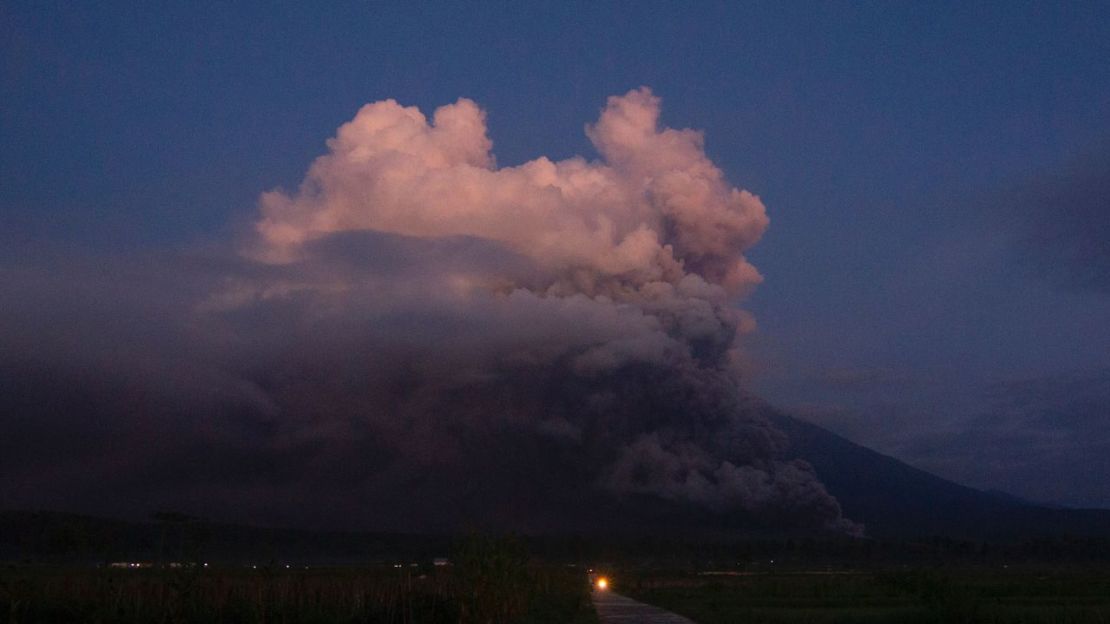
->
[3,406,1108,548]
[768,406,1110,539]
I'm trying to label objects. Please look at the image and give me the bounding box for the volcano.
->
[766,405,1110,539]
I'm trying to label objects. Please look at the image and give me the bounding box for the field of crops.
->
[619,566,1110,624]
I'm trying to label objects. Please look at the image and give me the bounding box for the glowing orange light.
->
[596,577,608,590]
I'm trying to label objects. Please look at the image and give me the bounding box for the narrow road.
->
[592,590,697,624]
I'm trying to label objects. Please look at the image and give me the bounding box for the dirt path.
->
[592,590,697,624]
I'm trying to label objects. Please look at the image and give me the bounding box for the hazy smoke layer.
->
[0,89,858,534]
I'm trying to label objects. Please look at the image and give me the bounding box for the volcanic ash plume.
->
[232,88,857,533]
[0,89,857,534]
[252,88,766,296]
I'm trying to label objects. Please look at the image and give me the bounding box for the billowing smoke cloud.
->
[0,89,858,534]
[252,88,766,295]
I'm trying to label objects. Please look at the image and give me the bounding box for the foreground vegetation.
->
[0,536,597,624]
[620,566,1110,623]
[7,513,1110,624]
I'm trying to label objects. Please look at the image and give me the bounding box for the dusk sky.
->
[2,1,1110,527]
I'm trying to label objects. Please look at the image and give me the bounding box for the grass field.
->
[0,536,598,624]
[620,566,1110,623]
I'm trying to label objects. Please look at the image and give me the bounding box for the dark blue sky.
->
[4,1,1110,507]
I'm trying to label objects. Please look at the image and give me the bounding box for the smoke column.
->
[0,89,858,534]
[235,88,857,533]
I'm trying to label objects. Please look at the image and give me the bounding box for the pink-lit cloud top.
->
[254,88,768,297]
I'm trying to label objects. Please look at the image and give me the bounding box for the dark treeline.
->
[6,511,1110,568]
[553,534,1110,567]
[0,511,455,566]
